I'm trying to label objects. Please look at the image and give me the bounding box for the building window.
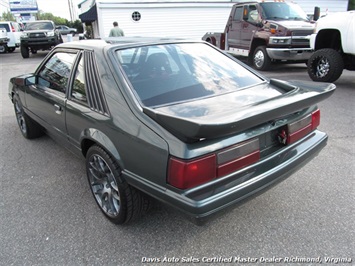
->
[132,11,141,22]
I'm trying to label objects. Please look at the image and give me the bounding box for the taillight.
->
[11,25,15,32]
[168,155,216,189]
[311,109,320,130]
[168,138,260,190]
[287,109,320,144]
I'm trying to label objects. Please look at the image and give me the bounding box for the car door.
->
[240,4,260,50]
[25,50,79,142]
[227,6,243,48]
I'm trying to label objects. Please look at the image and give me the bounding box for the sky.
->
[36,0,81,20]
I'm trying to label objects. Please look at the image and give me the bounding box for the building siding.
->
[83,1,349,39]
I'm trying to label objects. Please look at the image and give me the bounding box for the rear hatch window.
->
[116,43,264,107]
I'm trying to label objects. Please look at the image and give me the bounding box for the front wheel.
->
[86,145,150,224]
[252,46,271,71]
[307,48,344,82]
[7,47,15,53]
[20,45,29,58]
[13,96,43,139]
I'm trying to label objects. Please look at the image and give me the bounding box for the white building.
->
[78,0,349,39]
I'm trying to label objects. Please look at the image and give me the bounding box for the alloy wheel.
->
[88,154,121,217]
[15,101,27,135]
[315,57,330,78]
[254,50,265,69]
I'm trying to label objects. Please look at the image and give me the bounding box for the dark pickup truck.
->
[203,1,316,70]
[20,20,63,58]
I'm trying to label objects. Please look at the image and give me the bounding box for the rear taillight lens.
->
[168,138,260,190]
[287,109,320,144]
[311,109,320,130]
[168,155,216,189]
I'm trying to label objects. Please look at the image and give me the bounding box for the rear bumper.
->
[124,130,327,221]
[267,48,313,61]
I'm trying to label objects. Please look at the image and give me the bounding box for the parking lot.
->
[0,47,354,265]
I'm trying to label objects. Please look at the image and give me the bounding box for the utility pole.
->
[68,0,74,21]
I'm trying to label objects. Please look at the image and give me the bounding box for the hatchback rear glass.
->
[116,43,263,107]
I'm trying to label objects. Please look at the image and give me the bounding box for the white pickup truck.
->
[307,11,355,82]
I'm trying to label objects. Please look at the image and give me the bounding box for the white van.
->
[0,21,23,52]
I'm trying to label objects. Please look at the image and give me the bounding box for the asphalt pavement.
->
[0,47,354,265]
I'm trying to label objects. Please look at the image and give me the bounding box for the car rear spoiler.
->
[143,79,336,142]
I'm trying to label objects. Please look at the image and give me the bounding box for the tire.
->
[307,48,344,82]
[86,145,150,224]
[32,49,37,54]
[20,45,30,58]
[13,96,44,139]
[252,45,271,71]
[0,45,7,53]
[71,31,76,36]
[7,47,15,53]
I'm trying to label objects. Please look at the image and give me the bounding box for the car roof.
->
[58,37,199,51]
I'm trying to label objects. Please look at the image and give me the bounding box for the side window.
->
[247,5,259,23]
[71,56,87,105]
[38,52,77,94]
[233,7,243,21]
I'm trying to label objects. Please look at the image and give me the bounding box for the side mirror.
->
[243,6,249,21]
[13,74,35,86]
[313,6,320,21]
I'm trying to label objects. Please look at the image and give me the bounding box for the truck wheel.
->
[7,47,15,53]
[21,45,30,58]
[253,46,271,71]
[307,48,344,82]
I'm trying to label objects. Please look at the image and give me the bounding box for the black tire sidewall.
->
[20,45,29,58]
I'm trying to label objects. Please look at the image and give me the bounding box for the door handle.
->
[54,104,63,115]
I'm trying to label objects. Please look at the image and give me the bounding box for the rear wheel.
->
[13,96,43,139]
[86,145,150,224]
[252,45,271,71]
[21,45,30,58]
[307,48,344,82]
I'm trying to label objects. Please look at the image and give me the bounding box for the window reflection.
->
[38,52,77,94]
[72,56,87,105]
[116,43,263,107]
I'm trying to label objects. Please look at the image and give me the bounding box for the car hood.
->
[143,79,335,141]
[274,20,314,30]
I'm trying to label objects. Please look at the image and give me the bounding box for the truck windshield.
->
[25,22,54,30]
[116,43,263,107]
[260,2,309,21]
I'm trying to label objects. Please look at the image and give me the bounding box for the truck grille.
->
[291,30,312,47]
[292,30,313,37]
[29,33,46,38]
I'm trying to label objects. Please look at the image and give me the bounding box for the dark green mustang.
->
[9,38,335,224]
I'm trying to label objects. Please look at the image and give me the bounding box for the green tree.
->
[37,11,68,25]
[1,11,15,21]
[349,0,355,10]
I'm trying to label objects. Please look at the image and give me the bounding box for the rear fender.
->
[80,129,123,168]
